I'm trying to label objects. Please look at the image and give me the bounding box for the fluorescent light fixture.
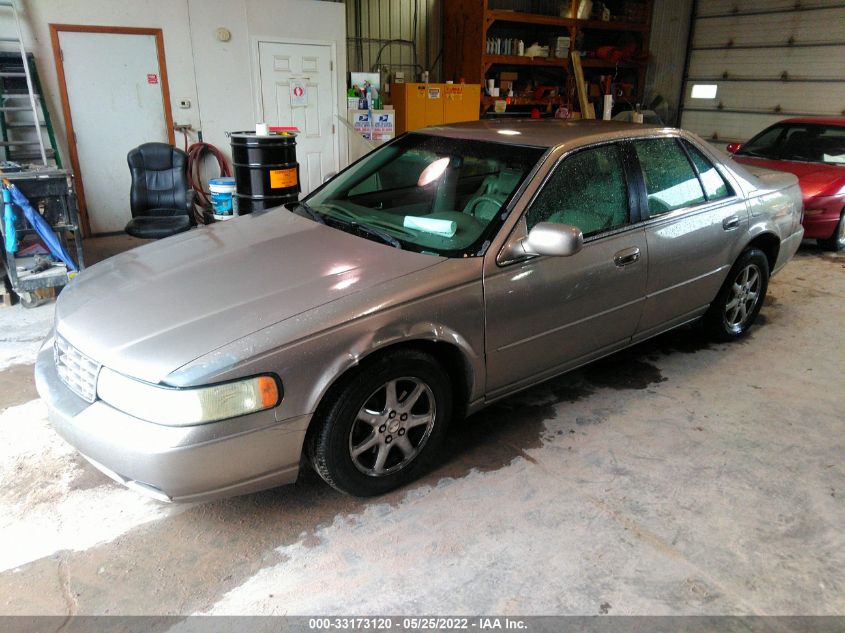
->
[691,84,718,99]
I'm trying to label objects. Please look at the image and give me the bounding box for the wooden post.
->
[570,52,595,119]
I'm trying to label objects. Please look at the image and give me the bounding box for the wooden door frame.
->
[49,24,176,237]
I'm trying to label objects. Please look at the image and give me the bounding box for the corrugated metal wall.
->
[346,0,443,84]
[680,0,845,144]
[644,0,693,125]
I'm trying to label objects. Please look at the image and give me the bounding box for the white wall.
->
[5,0,347,167]
[187,0,348,160]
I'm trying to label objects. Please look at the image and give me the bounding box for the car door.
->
[629,136,750,339]
[484,142,648,398]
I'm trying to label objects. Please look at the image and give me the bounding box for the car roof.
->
[416,118,667,149]
[775,117,845,127]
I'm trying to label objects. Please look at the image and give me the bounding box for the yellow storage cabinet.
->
[391,83,481,134]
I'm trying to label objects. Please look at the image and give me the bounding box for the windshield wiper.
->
[354,222,403,249]
[325,216,402,249]
[290,201,325,224]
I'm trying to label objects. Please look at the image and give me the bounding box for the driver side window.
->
[525,144,629,236]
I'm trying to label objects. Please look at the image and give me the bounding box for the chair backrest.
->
[127,143,189,217]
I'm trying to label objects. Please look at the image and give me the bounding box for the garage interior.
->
[0,0,843,621]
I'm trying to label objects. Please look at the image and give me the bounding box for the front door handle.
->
[614,246,641,267]
[722,215,740,230]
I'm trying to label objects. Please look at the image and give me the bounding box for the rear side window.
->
[633,138,705,216]
[682,140,732,201]
[526,143,629,236]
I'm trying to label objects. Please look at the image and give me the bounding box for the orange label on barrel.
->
[269,168,297,189]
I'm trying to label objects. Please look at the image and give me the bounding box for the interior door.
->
[57,30,171,234]
[484,143,648,397]
[257,41,336,197]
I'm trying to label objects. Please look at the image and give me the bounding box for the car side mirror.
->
[523,222,584,257]
[725,142,742,154]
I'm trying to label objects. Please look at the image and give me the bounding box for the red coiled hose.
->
[186,141,232,223]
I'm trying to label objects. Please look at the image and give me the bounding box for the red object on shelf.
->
[531,108,541,119]
[595,44,636,63]
[532,85,555,100]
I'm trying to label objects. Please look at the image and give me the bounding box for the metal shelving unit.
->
[1,169,84,307]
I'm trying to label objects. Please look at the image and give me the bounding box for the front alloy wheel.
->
[349,377,436,477]
[308,350,452,496]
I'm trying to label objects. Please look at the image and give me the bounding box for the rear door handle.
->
[722,216,740,230]
[614,246,641,267]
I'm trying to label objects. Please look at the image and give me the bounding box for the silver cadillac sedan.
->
[36,120,804,502]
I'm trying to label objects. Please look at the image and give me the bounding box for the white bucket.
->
[209,177,236,220]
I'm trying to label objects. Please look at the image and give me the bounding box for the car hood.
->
[732,155,845,199]
[56,210,444,384]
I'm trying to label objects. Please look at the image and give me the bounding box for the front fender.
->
[165,261,486,423]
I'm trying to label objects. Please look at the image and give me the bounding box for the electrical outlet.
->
[179,99,191,109]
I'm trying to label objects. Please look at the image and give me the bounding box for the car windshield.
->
[736,123,845,165]
[300,133,546,257]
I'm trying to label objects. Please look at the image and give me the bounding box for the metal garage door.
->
[679,0,845,146]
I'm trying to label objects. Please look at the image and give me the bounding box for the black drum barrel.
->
[230,131,300,214]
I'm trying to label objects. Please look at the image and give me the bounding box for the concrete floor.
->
[0,237,843,615]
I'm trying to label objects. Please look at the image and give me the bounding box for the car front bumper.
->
[34,343,310,503]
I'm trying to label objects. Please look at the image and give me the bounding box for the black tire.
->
[307,349,452,497]
[818,210,845,252]
[703,248,769,341]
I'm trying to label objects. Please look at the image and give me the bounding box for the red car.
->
[727,117,845,251]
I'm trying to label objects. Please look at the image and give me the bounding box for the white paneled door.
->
[58,30,171,234]
[257,41,337,197]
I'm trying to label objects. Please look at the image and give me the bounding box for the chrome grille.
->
[54,336,100,403]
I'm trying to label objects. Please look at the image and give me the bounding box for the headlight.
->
[96,367,281,426]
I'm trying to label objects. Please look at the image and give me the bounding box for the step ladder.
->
[0,0,59,167]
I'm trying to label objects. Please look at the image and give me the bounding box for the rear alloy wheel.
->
[819,211,845,252]
[704,248,769,341]
[308,350,452,496]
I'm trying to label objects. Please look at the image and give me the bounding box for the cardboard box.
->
[498,71,518,82]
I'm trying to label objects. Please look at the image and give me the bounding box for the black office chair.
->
[125,142,195,239]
